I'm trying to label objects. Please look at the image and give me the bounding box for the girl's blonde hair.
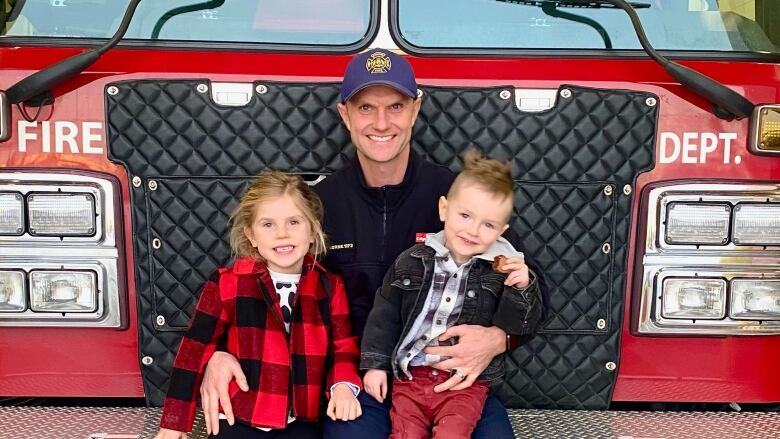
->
[229,171,327,261]
[449,149,514,203]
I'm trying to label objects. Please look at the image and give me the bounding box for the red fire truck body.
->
[1,0,779,413]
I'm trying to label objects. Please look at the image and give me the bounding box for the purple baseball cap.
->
[340,49,418,103]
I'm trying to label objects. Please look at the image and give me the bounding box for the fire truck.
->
[1,0,779,437]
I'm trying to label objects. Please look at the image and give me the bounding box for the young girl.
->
[154,171,362,439]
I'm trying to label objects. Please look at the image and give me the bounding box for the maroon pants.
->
[389,366,489,439]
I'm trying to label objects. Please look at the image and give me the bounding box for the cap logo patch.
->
[365,52,392,74]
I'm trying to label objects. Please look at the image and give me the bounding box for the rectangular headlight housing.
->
[0,192,24,235]
[30,271,97,312]
[662,277,726,319]
[730,279,780,320]
[732,203,780,246]
[664,202,730,245]
[28,193,96,237]
[0,271,25,312]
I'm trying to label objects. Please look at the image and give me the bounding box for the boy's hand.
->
[501,256,529,289]
[326,383,362,421]
[153,428,188,439]
[362,369,388,403]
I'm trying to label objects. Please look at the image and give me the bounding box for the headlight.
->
[664,202,730,245]
[732,204,780,246]
[662,278,726,319]
[30,271,97,312]
[0,192,24,236]
[0,271,25,312]
[28,193,96,237]
[730,279,780,320]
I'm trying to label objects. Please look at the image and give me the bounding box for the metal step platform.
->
[2,406,780,439]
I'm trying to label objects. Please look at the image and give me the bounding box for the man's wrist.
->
[491,326,508,355]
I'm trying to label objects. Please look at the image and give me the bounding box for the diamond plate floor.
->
[2,407,780,438]
[509,410,780,439]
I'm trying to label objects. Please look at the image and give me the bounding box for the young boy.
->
[360,150,543,439]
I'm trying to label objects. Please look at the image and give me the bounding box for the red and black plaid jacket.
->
[159,255,361,431]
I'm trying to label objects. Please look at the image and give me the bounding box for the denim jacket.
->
[360,241,543,381]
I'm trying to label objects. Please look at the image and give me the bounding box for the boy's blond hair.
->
[229,171,327,261]
[448,149,514,206]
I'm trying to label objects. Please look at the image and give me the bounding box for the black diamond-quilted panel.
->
[512,183,615,332]
[106,81,657,407]
[149,179,250,329]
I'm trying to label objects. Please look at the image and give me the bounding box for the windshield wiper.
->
[4,0,142,107]
[498,0,754,120]
[498,1,650,9]
[151,0,225,40]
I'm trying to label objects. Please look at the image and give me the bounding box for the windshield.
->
[396,0,779,54]
[1,0,372,47]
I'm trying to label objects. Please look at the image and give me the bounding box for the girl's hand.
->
[326,383,362,421]
[501,257,530,289]
[362,369,388,403]
[153,428,188,439]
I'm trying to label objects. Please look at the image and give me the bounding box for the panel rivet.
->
[107,86,119,96]
[560,89,572,99]
[602,243,611,254]
[597,318,606,329]
[623,184,632,196]
[646,97,657,107]
[196,83,208,93]
[499,90,512,100]
[132,176,141,187]
[606,362,616,371]
[255,84,268,94]
[603,185,613,196]
[156,315,166,326]
[148,180,158,191]
[141,356,153,366]
[152,238,161,249]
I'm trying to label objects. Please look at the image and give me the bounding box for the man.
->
[200,49,519,438]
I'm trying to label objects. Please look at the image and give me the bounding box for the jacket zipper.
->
[381,187,387,262]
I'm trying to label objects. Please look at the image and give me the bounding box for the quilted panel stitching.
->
[106,81,658,407]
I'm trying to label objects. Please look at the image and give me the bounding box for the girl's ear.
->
[244,226,256,247]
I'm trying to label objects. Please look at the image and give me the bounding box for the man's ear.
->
[337,102,351,131]
[411,96,422,122]
[438,196,448,222]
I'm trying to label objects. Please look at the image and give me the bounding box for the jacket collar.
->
[349,148,421,210]
[231,253,325,276]
[413,230,523,264]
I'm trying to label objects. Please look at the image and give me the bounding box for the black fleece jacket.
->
[315,151,454,337]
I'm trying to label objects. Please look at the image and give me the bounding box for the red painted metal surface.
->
[1,46,778,401]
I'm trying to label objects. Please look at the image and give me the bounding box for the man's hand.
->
[362,369,388,403]
[153,428,187,439]
[501,256,530,289]
[424,325,506,392]
[326,383,362,421]
[200,351,249,435]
